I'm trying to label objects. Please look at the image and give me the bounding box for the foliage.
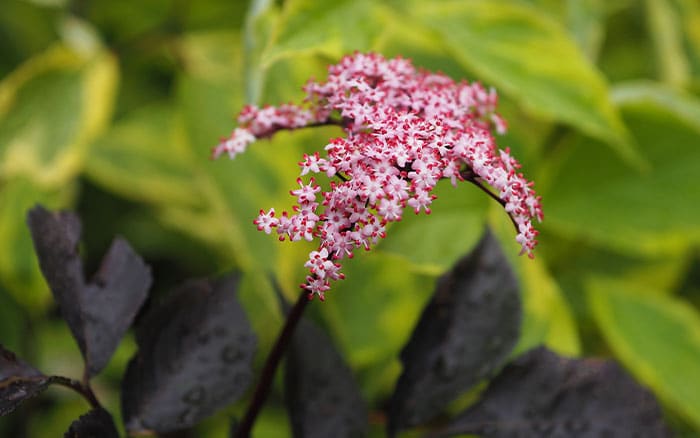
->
[1,0,699,436]
[1,211,669,437]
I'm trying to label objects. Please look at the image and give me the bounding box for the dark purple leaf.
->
[388,228,521,434]
[285,318,368,438]
[122,274,256,434]
[0,345,51,416]
[27,205,152,377]
[26,207,84,348]
[434,346,671,438]
[81,238,152,375]
[64,408,119,438]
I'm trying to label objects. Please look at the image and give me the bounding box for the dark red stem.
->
[460,169,520,232]
[234,289,311,438]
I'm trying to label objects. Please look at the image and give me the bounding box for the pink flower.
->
[212,128,256,159]
[253,209,278,234]
[290,178,321,204]
[215,52,543,300]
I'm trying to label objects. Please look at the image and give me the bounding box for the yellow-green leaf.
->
[515,256,581,356]
[541,82,700,254]
[566,0,607,60]
[377,180,488,275]
[259,0,386,68]
[86,105,202,207]
[409,0,639,164]
[177,31,245,82]
[646,0,691,87]
[678,0,700,66]
[0,45,118,186]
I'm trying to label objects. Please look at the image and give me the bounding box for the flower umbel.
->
[214,53,543,300]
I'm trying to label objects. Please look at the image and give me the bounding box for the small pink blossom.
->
[212,128,256,159]
[299,152,326,176]
[253,209,278,234]
[215,52,543,300]
[290,178,321,204]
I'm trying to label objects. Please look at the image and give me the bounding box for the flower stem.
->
[234,289,311,438]
[461,169,520,232]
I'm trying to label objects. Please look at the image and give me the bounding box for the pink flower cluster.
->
[213,53,543,300]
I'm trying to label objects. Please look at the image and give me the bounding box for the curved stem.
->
[50,375,101,409]
[460,169,520,232]
[234,290,311,438]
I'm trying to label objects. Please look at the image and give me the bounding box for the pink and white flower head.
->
[214,52,543,301]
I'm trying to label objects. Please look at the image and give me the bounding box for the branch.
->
[234,289,311,438]
[50,375,101,410]
[460,169,520,233]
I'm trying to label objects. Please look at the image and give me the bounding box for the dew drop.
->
[9,387,27,400]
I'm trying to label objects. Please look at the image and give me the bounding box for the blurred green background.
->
[1,0,699,436]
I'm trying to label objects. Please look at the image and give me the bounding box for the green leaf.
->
[0,283,24,352]
[175,30,284,272]
[28,398,93,438]
[86,104,202,207]
[612,80,700,126]
[566,0,608,60]
[176,74,307,270]
[542,232,691,299]
[0,1,60,77]
[259,0,386,68]
[177,31,246,83]
[596,2,657,84]
[175,40,340,337]
[180,0,250,30]
[81,0,171,43]
[377,180,488,275]
[408,0,638,164]
[588,277,700,429]
[175,34,342,273]
[515,256,581,356]
[645,0,691,87]
[243,0,279,103]
[678,0,700,67]
[260,54,329,104]
[0,45,118,185]
[371,10,467,79]
[541,82,700,254]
